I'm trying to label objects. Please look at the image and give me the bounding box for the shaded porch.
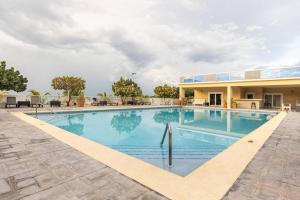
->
[180,85,300,110]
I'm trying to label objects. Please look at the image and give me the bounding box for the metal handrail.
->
[160,123,173,166]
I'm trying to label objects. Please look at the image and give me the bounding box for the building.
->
[179,67,300,109]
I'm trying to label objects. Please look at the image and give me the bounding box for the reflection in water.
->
[179,109,270,137]
[58,114,85,135]
[111,112,142,134]
[153,109,179,124]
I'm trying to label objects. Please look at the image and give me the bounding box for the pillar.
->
[227,86,232,109]
[179,87,185,100]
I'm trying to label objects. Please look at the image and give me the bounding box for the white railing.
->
[181,66,300,83]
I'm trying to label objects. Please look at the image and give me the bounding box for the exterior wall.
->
[241,87,264,99]
[194,87,241,101]
[263,87,300,108]
[245,70,260,79]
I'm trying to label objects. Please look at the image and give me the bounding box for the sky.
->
[0,0,300,95]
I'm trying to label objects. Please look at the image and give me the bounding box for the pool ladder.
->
[160,123,172,166]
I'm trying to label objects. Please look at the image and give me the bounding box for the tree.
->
[97,92,112,101]
[28,89,40,96]
[51,76,85,106]
[154,84,179,99]
[0,61,28,92]
[0,90,8,103]
[112,77,142,104]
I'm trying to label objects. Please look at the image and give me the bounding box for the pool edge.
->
[11,109,287,200]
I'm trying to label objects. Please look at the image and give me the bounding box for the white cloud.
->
[0,0,299,95]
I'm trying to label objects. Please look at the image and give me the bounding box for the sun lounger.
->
[5,97,17,108]
[193,99,205,106]
[31,96,43,107]
[91,98,99,106]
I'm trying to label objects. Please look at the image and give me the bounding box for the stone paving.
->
[224,112,300,200]
[1,106,300,200]
[0,110,167,200]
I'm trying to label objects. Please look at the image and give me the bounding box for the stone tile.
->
[21,185,75,200]
[136,191,168,200]
[17,178,36,189]
[223,112,300,199]
[19,184,40,197]
[0,179,11,194]
[35,172,61,188]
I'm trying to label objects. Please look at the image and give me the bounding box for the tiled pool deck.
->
[224,112,300,200]
[0,109,167,200]
[0,107,299,199]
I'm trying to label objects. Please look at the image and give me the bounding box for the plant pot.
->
[232,103,237,109]
[223,103,227,108]
[77,99,85,107]
[177,99,181,105]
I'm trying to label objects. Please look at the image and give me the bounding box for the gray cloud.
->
[108,30,155,67]
[0,0,299,95]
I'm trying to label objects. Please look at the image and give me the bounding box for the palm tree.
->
[97,92,110,101]
[41,92,51,104]
[28,89,40,96]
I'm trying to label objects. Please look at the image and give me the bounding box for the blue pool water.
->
[34,108,275,176]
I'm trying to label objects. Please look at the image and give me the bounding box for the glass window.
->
[246,93,254,99]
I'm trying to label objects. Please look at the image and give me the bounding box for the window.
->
[245,92,255,99]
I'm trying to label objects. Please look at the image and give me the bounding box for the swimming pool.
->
[34,107,275,176]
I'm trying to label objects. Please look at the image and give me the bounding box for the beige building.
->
[179,67,300,109]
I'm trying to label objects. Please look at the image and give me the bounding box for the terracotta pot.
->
[77,99,85,107]
[177,99,181,105]
[232,103,237,109]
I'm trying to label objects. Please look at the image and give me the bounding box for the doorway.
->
[208,92,223,106]
[264,93,283,108]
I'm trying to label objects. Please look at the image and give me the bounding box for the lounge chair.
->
[31,96,43,107]
[99,101,107,106]
[282,103,291,111]
[296,101,300,112]
[50,100,61,107]
[91,98,99,106]
[5,97,17,108]
[193,99,205,106]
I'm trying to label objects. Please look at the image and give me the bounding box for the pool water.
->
[34,108,274,176]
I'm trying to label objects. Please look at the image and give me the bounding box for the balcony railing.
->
[181,66,300,83]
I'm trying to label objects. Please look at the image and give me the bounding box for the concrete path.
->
[0,110,166,200]
[224,112,300,200]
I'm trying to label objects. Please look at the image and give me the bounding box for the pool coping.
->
[11,107,287,200]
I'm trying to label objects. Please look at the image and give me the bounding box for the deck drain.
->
[248,140,254,143]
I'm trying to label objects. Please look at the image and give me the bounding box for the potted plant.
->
[232,99,238,109]
[77,93,85,107]
[223,100,227,108]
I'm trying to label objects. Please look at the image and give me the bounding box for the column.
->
[227,86,232,109]
[179,87,185,100]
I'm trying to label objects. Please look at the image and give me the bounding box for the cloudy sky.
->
[0,0,300,95]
